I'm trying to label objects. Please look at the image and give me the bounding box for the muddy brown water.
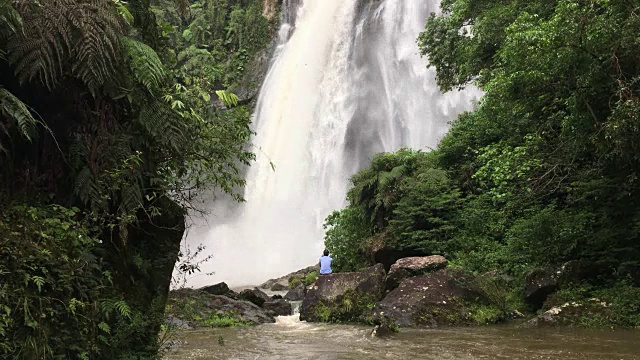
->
[163,315,640,360]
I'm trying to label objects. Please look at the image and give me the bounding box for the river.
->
[163,316,640,359]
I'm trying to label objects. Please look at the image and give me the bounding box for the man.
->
[319,249,332,275]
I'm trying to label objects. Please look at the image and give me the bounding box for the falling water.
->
[183,0,481,288]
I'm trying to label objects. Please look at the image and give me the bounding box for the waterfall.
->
[183,0,481,288]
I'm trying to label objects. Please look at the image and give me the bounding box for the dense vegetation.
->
[0,0,276,358]
[325,0,640,326]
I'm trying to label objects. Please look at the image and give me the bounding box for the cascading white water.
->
[183,0,481,288]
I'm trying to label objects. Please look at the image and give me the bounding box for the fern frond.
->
[0,0,22,36]
[74,166,101,208]
[121,37,166,93]
[0,87,37,141]
[112,0,133,25]
[138,101,185,150]
[8,0,125,93]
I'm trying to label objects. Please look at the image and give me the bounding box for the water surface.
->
[163,316,640,359]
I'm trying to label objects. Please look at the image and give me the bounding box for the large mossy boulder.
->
[259,265,318,291]
[166,289,275,327]
[374,269,487,327]
[523,299,610,327]
[300,264,385,323]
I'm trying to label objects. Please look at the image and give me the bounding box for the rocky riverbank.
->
[166,256,637,332]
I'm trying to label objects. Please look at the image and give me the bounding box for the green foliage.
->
[324,149,461,271]
[201,313,249,328]
[310,290,377,324]
[165,291,249,328]
[8,0,125,93]
[0,205,148,359]
[547,280,640,328]
[325,0,640,328]
[122,37,167,93]
[304,271,318,286]
[288,276,302,289]
[0,87,37,145]
[323,208,371,272]
[0,0,276,357]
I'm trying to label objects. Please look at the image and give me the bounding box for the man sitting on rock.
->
[319,249,333,275]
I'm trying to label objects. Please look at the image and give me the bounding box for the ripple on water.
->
[163,315,640,360]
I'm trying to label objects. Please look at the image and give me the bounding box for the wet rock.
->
[300,264,386,322]
[385,268,410,293]
[370,314,398,337]
[259,265,318,290]
[284,284,305,301]
[167,289,275,327]
[524,268,558,309]
[165,315,192,330]
[200,282,232,296]
[238,287,271,307]
[263,299,292,316]
[271,283,288,291]
[375,269,484,327]
[524,299,610,327]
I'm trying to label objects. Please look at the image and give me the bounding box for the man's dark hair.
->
[323,249,329,256]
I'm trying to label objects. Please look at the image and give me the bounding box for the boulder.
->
[263,299,292,316]
[389,255,448,274]
[300,263,386,323]
[167,289,275,327]
[238,287,271,307]
[165,315,193,330]
[370,315,398,337]
[200,282,232,296]
[385,268,410,293]
[523,299,610,327]
[284,284,305,301]
[524,268,558,309]
[374,269,484,327]
[385,256,448,293]
[271,283,288,291]
[372,246,426,272]
[259,265,318,290]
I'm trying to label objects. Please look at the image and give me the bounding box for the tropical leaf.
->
[0,0,22,36]
[215,89,239,108]
[121,37,166,93]
[0,87,37,141]
[7,0,125,93]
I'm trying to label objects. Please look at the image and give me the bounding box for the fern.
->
[97,322,111,334]
[74,167,101,210]
[138,101,185,150]
[113,300,131,319]
[112,0,133,25]
[121,37,166,93]
[8,0,125,93]
[0,0,22,36]
[0,87,37,141]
